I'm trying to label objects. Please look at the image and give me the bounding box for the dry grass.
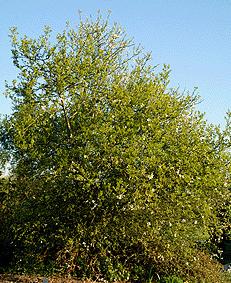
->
[0,275,109,283]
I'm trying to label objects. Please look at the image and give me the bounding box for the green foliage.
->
[0,13,230,282]
[159,275,184,283]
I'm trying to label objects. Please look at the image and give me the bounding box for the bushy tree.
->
[0,14,230,282]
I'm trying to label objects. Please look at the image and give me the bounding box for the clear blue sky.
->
[0,0,230,126]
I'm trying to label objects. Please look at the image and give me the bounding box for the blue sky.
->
[0,0,230,126]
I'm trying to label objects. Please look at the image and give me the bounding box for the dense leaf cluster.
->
[0,15,231,282]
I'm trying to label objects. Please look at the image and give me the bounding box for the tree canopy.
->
[0,14,231,282]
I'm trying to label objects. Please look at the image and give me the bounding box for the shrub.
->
[0,13,230,282]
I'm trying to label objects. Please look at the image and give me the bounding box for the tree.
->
[0,14,230,282]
